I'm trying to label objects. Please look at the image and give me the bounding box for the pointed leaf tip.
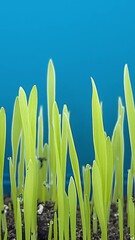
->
[124,64,129,75]
[48,59,54,69]
[0,107,5,114]
[19,86,25,95]
[32,85,37,90]
[91,77,97,92]
[91,77,94,85]
[124,63,128,69]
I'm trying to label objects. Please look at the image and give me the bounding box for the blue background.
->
[0,1,135,194]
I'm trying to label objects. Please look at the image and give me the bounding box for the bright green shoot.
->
[48,220,53,240]
[53,212,58,240]
[9,157,17,223]
[18,131,25,195]
[91,78,108,196]
[127,169,132,227]
[84,194,91,240]
[112,97,124,203]
[18,85,38,239]
[24,160,37,240]
[68,177,77,240]
[11,97,22,175]
[18,85,37,166]
[65,115,86,240]
[10,97,22,225]
[63,192,69,240]
[52,101,64,240]
[124,64,135,238]
[127,168,135,239]
[83,164,91,240]
[92,160,107,239]
[124,64,135,173]
[37,107,48,201]
[106,137,114,217]
[83,164,91,200]
[91,78,114,240]
[0,108,7,238]
[61,105,69,189]
[24,160,33,240]
[37,107,44,159]
[16,197,22,240]
[47,59,56,201]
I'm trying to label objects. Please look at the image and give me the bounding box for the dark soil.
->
[3,197,130,239]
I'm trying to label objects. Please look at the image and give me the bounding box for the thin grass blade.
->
[16,198,22,240]
[28,85,38,149]
[124,64,135,172]
[68,177,77,240]
[11,97,22,174]
[65,115,86,240]
[92,160,106,239]
[63,192,69,240]
[54,212,58,240]
[48,220,53,240]
[47,59,56,200]
[0,108,7,236]
[91,78,107,199]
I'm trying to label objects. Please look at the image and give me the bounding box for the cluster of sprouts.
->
[0,61,134,240]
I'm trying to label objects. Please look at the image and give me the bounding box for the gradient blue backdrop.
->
[0,1,135,194]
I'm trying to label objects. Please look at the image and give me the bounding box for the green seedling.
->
[61,105,69,189]
[18,85,37,166]
[92,160,107,239]
[9,157,17,223]
[83,164,91,201]
[24,160,38,240]
[18,131,25,196]
[37,107,44,163]
[10,97,22,226]
[124,64,135,173]
[112,97,124,204]
[91,78,114,240]
[52,100,70,240]
[83,164,91,240]
[48,220,53,240]
[127,169,132,227]
[84,194,91,240]
[65,115,86,240]
[54,212,58,240]
[0,108,7,238]
[47,59,56,201]
[63,192,69,240]
[11,97,22,176]
[124,64,135,238]
[68,177,77,240]
[3,228,7,240]
[18,85,38,239]
[38,144,49,202]
[52,101,64,240]
[127,168,135,239]
[16,197,22,240]
[37,107,48,201]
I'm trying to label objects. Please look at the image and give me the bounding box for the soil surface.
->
[3,197,130,239]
